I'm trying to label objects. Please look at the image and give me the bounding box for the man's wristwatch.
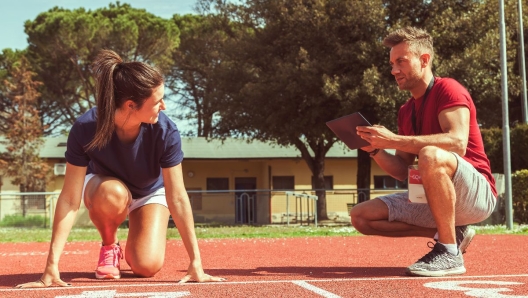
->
[367,148,380,157]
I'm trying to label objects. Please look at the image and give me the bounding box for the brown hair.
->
[86,49,164,151]
[382,26,434,63]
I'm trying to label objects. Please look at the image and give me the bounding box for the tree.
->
[0,49,27,133]
[426,0,523,128]
[167,13,241,137]
[23,2,180,134]
[207,0,389,219]
[0,56,52,215]
[382,0,526,128]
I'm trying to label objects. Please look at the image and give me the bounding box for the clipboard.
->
[326,112,372,150]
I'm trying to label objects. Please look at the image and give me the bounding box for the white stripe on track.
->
[0,250,89,257]
[3,274,528,292]
[292,281,341,298]
[55,290,191,298]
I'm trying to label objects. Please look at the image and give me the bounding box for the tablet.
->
[326,112,372,150]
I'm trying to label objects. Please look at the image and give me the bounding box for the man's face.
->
[389,42,424,93]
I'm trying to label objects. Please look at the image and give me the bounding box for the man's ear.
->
[420,53,431,68]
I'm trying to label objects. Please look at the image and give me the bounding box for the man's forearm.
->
[390,133,466,156]
[372,149,410,181]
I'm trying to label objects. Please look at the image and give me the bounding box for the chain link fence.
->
[0,192,59,228]
[0,189,408,228]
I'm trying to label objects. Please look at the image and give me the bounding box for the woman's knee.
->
[127,254,164,277]
[85,178,131,211]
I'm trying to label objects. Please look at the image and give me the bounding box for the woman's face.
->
[135,84,166,124]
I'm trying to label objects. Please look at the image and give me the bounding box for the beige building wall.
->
[2,156,401,226]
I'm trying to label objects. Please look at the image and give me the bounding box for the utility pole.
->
[499,0,514,229]
[518,0,528,123]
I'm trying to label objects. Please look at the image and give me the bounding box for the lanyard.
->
[411,77,435,135]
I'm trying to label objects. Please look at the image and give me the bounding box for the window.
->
[272,176,294,190]
[374,175,407,189]
[311,176,334,190]
[206,177,229,192]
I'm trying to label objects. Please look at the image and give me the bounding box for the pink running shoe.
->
[95,243,123,279]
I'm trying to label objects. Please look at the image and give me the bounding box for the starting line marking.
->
[292,281,341,298]
[55,290,191,298]
[2,274,527,296]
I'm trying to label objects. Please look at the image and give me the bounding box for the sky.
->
[0,0,198,51]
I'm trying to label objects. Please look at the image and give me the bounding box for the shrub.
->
[0,214,47,227]
[512,169,528,224]
[481,126,503,173]
[481,124,528,173]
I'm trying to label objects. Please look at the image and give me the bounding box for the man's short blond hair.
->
[383,27,434,63]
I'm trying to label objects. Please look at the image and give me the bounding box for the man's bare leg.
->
[350,198,436,238]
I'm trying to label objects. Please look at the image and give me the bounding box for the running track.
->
[1,235,527,297]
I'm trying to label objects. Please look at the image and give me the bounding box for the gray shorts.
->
[378,153,496,228]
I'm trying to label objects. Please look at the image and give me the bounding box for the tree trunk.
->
[356,149,372,203]
[312,160,328,221]
[295,139,330,221]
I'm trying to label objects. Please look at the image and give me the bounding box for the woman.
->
[16,49,224,287]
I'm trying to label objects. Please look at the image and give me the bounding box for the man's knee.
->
[350,200,387,235]
[349,206,364,230]
[418,146,456,175]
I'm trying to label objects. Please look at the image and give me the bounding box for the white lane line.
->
[3,274,528,292]
[292,281,341,298]
[0,251,89,257]
[55,290,191,298]
[425,281,528,298]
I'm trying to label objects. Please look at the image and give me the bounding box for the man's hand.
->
[357,125,397,149]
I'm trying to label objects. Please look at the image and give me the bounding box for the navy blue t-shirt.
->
[65,107,184,198]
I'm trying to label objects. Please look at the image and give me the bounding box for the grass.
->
[0,224,527,243]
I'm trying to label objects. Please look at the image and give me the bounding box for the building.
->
[1,136,403,226]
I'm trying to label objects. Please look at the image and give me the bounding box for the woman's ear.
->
[124,100,136,110]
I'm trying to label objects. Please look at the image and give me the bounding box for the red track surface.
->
[1,235,527,297]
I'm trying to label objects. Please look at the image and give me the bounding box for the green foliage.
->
[24,2,180,133]
[481,124,528,173]
[510,124,528,170]
[168,13,239,137]
[0,214,47,227]
[512,169,528,224]
[203,0,390,219]
[481,126,504,173]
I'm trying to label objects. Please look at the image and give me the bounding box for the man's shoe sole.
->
[405,266,466,277]
[459,228,476,254]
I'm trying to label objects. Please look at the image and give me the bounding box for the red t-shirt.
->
[397,77,497,197]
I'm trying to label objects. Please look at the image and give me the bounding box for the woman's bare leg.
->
[126,204,170,277]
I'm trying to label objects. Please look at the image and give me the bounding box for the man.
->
[351,27,497,277]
